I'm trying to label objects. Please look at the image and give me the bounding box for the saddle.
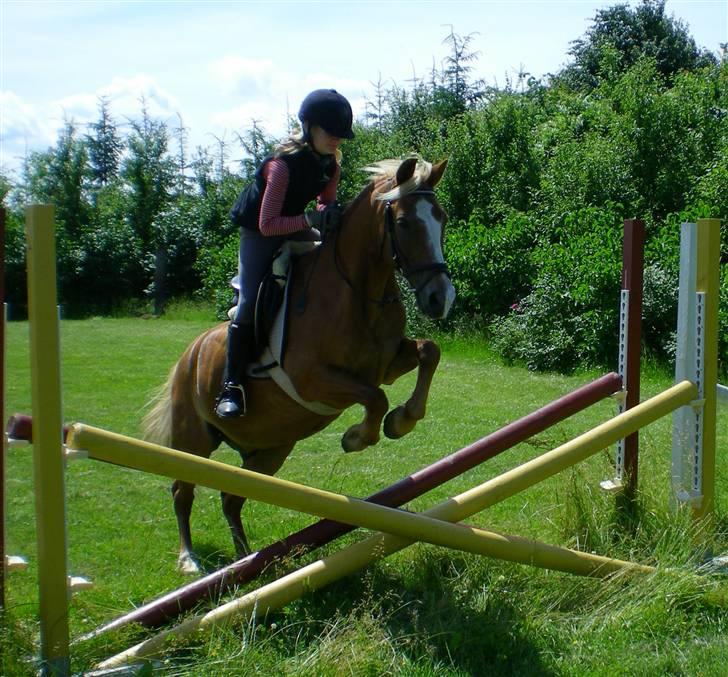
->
[228,241,340,416]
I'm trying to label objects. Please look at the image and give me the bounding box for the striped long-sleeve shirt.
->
[258,158,340,236]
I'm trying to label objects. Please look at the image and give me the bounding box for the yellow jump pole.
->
[67,380,695,570]
[25,206,70,676]
[95,381,695,670]
[694,218,720,521]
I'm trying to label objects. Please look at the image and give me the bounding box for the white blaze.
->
[415,200,456,318]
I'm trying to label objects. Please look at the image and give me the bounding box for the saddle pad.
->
[246,241,341,416]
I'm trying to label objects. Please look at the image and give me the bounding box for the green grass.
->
[2,318,728,675]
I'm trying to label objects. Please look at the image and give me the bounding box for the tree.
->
[440,27,485,112]
[235,120,274,180]
[24,119,89,240]
[365,73,387,130]
[86,96,123,188]
[173,112,193,196]
[121,99,176,313]
[122,99,175,252]
[558,0,717,91]
[21,119,92,311]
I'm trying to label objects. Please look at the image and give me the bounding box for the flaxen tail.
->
[141,363,176,449]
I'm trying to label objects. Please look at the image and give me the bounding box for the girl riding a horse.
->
[216,89,355,418]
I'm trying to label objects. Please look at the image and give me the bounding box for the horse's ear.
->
[428,159,448,187]
[395,157,418,186]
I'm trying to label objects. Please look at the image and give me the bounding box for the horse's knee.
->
[417,339,441,367]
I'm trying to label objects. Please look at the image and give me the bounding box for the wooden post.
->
[621,219,644,498]
[694,218,720,519]
[672,219,721,521]
[25,205,70,676]
[1,206,5,608]
[601,219,644,498]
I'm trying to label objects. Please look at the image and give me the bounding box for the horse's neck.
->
[338,193,394,300]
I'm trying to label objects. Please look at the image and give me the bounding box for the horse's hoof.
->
[341,432,365,453]
[383,406,417,439]
[341,426,374,453]
[177,553,201,575]
[234,543,252,560]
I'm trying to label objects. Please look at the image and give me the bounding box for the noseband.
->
[384,189,450,295]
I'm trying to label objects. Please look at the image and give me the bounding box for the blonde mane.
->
[362,156,433,201]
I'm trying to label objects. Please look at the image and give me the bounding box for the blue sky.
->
[1,0,726,177]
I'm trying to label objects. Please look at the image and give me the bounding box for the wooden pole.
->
[694,218,720,520]
[67,380,696,568]
[84,372,622,635]
[621,218,644,498]
[1,206,5,608]
[26,205,70,676]
[94,381,696,669]
[671,219,721,521]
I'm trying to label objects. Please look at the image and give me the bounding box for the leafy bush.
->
[641,262,678,361]
[2,208,27,318]
[195,232,239,320]
[720,265,728,375]
[445,209,537,320]
[490,206,623,372]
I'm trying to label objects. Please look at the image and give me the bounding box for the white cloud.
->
[0,75,184,174]
[210,56,279,99]
[207,56,370,140]
[1,91,53,144]
[211,102,289,140]
[0,91,58,172]
[83,75,180,123]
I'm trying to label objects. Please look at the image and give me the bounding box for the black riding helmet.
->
[298,89,355,140]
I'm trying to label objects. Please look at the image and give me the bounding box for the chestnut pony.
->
[143,156,455,573]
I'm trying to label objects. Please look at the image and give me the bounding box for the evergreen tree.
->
[86,96,123,188]
[121,99,175,314]
[173,112,193,196]
[441,27,485,112]
[365,73,387,130]
[121,99,175,252]
[24,119,89,240]
[235,120,274,180]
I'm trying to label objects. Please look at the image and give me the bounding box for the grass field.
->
[2,316,728,675]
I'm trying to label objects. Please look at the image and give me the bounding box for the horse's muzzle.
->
[417,274,456,319]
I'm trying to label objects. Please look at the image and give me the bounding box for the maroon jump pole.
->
[5,414,70,443]
[78,371,621,639]
[621,219,644,498]
[1,206,6,608]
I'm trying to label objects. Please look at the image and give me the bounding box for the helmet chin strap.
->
[304,124,336,161]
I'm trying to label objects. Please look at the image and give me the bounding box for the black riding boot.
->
[216,322,254,418]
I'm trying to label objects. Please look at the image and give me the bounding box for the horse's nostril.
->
[429,291,440,310]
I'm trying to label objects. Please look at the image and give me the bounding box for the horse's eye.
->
[396,217,410,229]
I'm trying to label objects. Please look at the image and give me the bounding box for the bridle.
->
[383,189,451,296]
[323,185,450,309]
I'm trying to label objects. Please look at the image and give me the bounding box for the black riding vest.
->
[230,149,336,231]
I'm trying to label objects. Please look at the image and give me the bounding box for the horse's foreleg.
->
[221,444,295,558]
[221,491,249,558]
[172,480,200,575]
[382,338,441,440]
[300,367,389,452]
